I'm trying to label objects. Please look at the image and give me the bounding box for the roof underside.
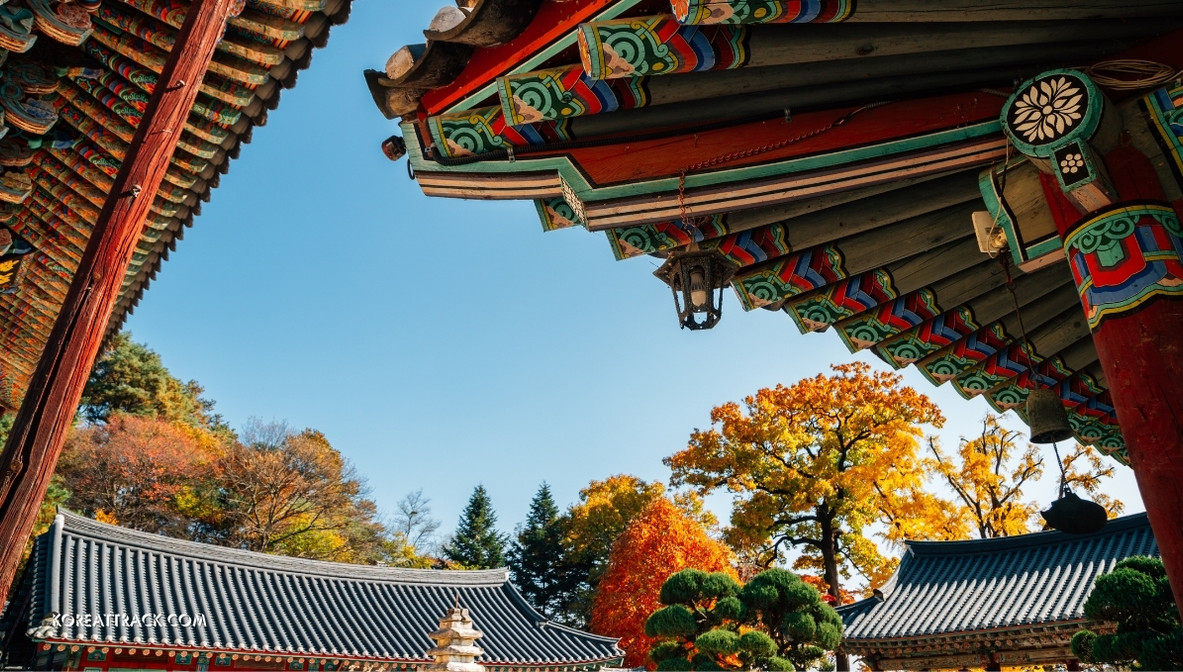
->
[836,512,1157,669]
[368,0,1183,463]
[0,0,352,411]
[7,511,623,663]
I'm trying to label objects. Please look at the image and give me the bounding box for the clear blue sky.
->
[123,2,1143,542]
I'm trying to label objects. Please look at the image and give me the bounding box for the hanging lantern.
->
[1026,387,1073,444]
[1042,489,1108,534]
[653,248,737,330]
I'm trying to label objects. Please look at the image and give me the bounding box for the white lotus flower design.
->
[1012,76,1084,143]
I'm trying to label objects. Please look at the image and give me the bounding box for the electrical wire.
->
[1084,59,1181,92]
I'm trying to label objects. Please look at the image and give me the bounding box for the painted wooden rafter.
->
[412,91,1008,229]
[496,64,648,125]
[578,16,749,80]
[420,0,648,115]
[671,0,852,25]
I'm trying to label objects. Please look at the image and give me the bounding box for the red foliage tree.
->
[58,413,219,536]
[589,498,735,668]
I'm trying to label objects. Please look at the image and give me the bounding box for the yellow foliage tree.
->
[588,498,735,668]
[665,362,946,603]
[926,414,1123,539]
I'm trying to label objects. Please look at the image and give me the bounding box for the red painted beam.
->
[419,0,618,115]
[554,92,1005,187]
[0,0,241,604]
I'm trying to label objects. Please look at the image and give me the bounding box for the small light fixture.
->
[1039,436,1108,535]
[382,134,407,161]
[653,248,736,330]
[1042,487,1107,534]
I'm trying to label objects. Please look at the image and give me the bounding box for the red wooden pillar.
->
[1058,149,1183,617]
[0,0,241,604]
[1000,69,1183,617]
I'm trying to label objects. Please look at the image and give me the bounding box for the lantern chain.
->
[999,253,1035,361]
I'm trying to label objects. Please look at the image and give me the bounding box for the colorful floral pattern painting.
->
[1064,202,1183,330]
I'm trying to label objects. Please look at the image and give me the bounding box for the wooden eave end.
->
[422,0,544,47]
[383,41,473,89]
[364,69,425,119]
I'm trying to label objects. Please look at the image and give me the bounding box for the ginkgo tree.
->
[666,362,947,604]
[925,414,1122,539]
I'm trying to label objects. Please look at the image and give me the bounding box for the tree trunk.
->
[818,512,850,672]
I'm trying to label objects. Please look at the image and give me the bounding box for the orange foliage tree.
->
[589,497,735,668]
[58,413,222,536]
[666,362,947,603]
[562,475,716,627]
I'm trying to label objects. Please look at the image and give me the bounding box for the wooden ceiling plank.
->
[725,170,963,234]
[832,203,978,279]
[885,237,986,295]
[846,0,1183,22]
[745,19,1179,68]
[571,40,1136,138]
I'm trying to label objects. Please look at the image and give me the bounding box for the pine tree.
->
[443,485,508,569]
[508,483,578,619]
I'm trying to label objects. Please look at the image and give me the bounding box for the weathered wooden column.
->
[999,69,1183,617]
[0,0,241,604]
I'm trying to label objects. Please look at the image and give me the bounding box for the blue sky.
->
[122,2,1143,542]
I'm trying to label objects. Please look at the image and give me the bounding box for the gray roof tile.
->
[838,512,1157,643]
[9,511,622,664]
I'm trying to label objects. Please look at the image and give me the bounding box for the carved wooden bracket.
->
[1000,69,1120,214]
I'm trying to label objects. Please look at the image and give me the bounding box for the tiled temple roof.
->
[0,0,353,411]
[837,512,1157,668]
[2,510,623,665]
[366,0,1183,463]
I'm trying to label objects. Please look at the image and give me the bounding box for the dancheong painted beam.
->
[366,0,1183,625]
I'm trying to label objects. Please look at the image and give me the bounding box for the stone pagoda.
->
[425,605,487,672]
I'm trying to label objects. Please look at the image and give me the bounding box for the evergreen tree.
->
[646,568,843,671]
[443,485,508,569]
[80,332,232,440]
[508,483,579,619]
[1071,556,1183,670]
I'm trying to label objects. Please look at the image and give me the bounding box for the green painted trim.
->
[444,0,649,113]
[1142,85,1183,181]
[411,119,1002,203]
[536,197,582,231]
[401,119,427,163]
[977,158,1064,268]
[977,163,1026,271]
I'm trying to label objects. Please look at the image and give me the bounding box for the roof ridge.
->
[902,511,1150,555]
[53,509,509,586]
